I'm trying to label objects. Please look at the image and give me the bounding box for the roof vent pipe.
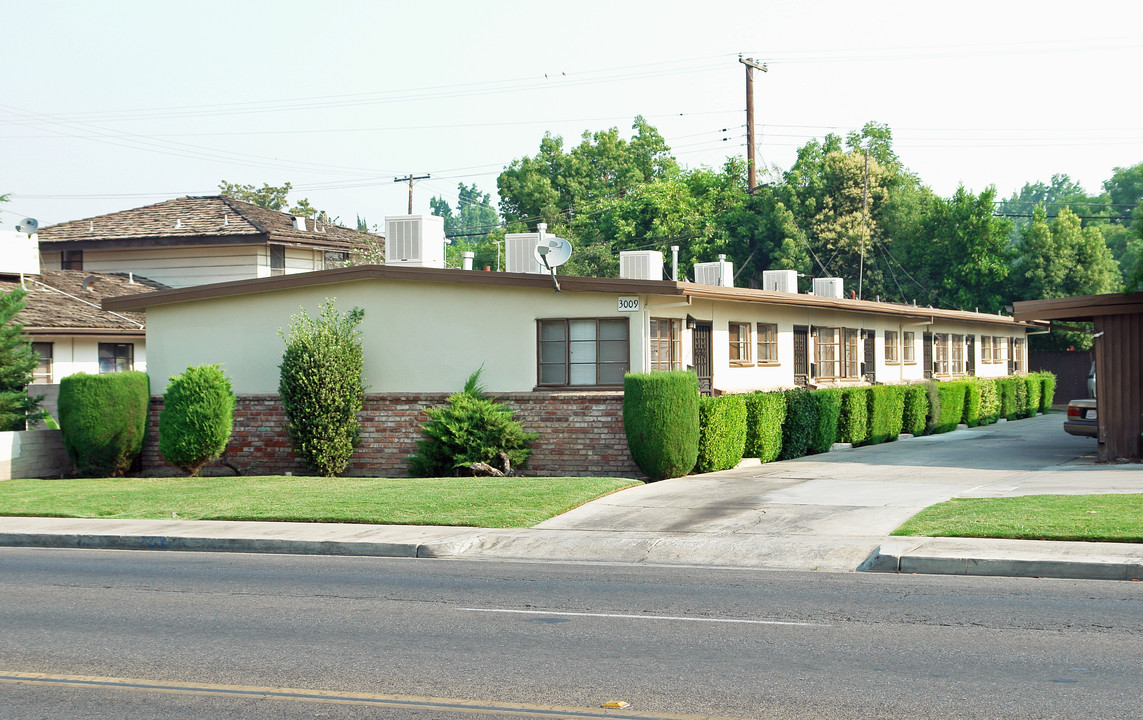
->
[671,245,679,281]
[462,251,474,271]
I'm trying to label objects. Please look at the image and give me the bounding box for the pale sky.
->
[2,0,1141,230]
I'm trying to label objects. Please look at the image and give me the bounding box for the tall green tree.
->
[219,181,317,216]
[431,183,501,269]
[0,287,43,431]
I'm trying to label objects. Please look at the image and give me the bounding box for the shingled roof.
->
[1,270,164,334]
[36,196,380,252]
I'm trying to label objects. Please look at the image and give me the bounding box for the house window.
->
[270,246,286,276]
[815,327,860,380]
[993,336,1007,364]
[649,318,682,371]
[933,334,950,375]
[884,330,899,364]
[61,250,83,271]
[537,318,628,387]
[729,322,751,364]
[982,335,993,363]
[32,342,52,384]
[951,334,965,375]
[844,328,859,378]
[756,323,778,364]
[98,343,134,374]
[1012,338,1025,373]
[324,251,350,270]
[902,331,915,363]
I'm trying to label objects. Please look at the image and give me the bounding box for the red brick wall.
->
[142,392,641,478]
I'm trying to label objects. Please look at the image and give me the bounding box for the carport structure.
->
[1014,291,1143,462]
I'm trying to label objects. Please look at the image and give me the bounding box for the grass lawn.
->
[0,475,642,529]
[892,493,1143,543]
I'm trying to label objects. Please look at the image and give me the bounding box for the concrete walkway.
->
[2,414,1141,580]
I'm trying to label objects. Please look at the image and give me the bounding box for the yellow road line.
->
[0,672,761,720]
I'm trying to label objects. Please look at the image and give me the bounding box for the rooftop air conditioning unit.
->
[813,277,844,299]
[504,232,544,274]
[619,250,663,281]
[385,215,445,268]
[693,255,734,287]
[762,269,798,293]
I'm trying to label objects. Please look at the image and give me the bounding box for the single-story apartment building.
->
[104,265,1034,477]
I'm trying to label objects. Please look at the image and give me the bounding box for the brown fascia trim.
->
[24,326,146,337]
[1012,291,1143,322]
[38,233,266,251]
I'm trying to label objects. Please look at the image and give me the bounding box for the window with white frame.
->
[756,323,778,364]
[729,322,751,364]
[933,333,950,375]
[884,330,899,363]
[815,327,860,380]
[951,334,965,375]
[903,331,915,363]
[32,342,52,384]
[649,318,682,371]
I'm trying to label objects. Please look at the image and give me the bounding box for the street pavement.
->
[1,413,1141,580]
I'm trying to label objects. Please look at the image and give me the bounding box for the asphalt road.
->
[2,548,1140,719]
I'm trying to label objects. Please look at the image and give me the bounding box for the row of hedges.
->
[624,371,1057,480]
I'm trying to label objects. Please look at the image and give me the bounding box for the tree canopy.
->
[219,181,317,217]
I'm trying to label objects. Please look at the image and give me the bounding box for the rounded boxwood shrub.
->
[779,388,816,460]
[695,394,747,473]
[808,388,841,454]
[744,391,785,463]
[158,364,236,476]
[901,383,928,436]
[58,371,150,476]
[623,370,699,481]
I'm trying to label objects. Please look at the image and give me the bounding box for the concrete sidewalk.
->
[1,414,1141,580]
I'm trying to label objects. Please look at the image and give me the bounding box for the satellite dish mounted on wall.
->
[16,218,38,234]
[534,235,573,292]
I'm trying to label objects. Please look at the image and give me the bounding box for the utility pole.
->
[738,55,767,193]
[858,146,870,301]
[393,174,430,214]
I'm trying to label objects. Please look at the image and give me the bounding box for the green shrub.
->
[978,378,1000,425]
[278,299,366,477]
[408,369,538,477]
[1023,374,1042,418]
[695,395,747,473]
[963,379,983,427]
[58,371,150,476]
[836,388,869,445]
[901,384,928,436]
[867,384,906,444]
[743,391,785,463]
[622,371,699,480]
[0,286,43,431]
[923,380,942,434]
[1011,376,1028,420]
[1039,371,1057,412]
[779,388,817,460]
[934,381,967,434]
[158,365,236,476]
[808,388,841,454]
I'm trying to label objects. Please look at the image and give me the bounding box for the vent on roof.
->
[620,250,664,281]
[504,232,544,274]
[693,255,734,287]
[762,269,798,293]
[812,277,844,298]
[292,216,307,231]
[385,214,445,268]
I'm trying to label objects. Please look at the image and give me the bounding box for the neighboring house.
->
[37,196,383,289]
[105,265,1034,477]
[0,269,163,421]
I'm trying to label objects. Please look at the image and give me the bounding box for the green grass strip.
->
[0,475,641,529]
[892,494,1143,543]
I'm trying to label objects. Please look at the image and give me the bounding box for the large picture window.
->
[729,322,751,364]
[650,318,682,371]
[98,343,134,374]
[538,318,629,387]
[756,323,778,364]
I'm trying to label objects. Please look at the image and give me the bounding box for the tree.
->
[0,287,42,430]
[278,299,366,476]
[158,365,236,476]
[431,183,502,269]
[219,181,317,216]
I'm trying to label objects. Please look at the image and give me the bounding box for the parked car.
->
[1064,398,1098,437]
[1087,362,1096,398]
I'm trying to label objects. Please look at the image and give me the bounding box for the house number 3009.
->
[617,297,640,312]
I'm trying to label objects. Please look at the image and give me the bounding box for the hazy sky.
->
[3,0,1140,230]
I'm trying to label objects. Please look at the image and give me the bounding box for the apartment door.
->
[692,322,713,396]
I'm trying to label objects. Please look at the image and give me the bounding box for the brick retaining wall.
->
[142,392,641,479]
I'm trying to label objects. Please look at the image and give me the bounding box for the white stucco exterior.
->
[29,335,147,384]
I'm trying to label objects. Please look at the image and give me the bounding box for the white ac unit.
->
[504,233,544,274]
[762,269,798,293]
[813,277,844,299]
[693,258,734,287]
[619,250,663,281]
[384,215,445,268]
[0,230,40,275]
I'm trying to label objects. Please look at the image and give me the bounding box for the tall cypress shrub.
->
[901,384,928,436]
[808,388,841,454]
[743,391,785,463]
[867,384,906,444]
[1023,375,1041,418]
[0,286,43,431]
[923,380,942,434]
[1039,371,1057,412]
[58,371,150,476]
[623,371,699,481]
[780,389,816,460]
[695,395,747,473]
[978,378,1000,425]
[963,379,983,427]
[159,364,236,476]
[836,388,869,445]
[935,382,967,433]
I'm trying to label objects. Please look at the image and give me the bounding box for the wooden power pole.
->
[393,174,430,214]
[739,56,767,192]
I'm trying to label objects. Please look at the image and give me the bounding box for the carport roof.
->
[1013,291,1143,322]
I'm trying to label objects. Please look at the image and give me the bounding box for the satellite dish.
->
[16,217,38,234]
[533,236,573,270]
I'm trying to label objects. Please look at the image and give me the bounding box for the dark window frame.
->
[270,245,286,276]
[98,342,134,374]
[536,317,630,389]
[61,250,83,271]
[31,342,53,384]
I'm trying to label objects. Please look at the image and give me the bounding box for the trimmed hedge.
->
[808,388,842,454]
[867,384,906,445]
[158,364,236,476]
[744,391,786,463]
[836,388,869,445]
[779,389,817,460]
[1012,376,1028,420]
[934,381,968,434]
[695,395,747,473]
[962,379,983,427]
[1039,371,1057,412]
[996,377,1018,420]
[58,371,150,477]
[924,380,942,434]
[623,371,699,481]
[902,384,928,436]
[1023,374,1042,418]
[978,377,1000,425]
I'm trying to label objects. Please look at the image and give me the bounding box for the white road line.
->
[462,608,829,627]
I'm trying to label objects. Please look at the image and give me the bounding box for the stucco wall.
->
[0,430,70,480]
